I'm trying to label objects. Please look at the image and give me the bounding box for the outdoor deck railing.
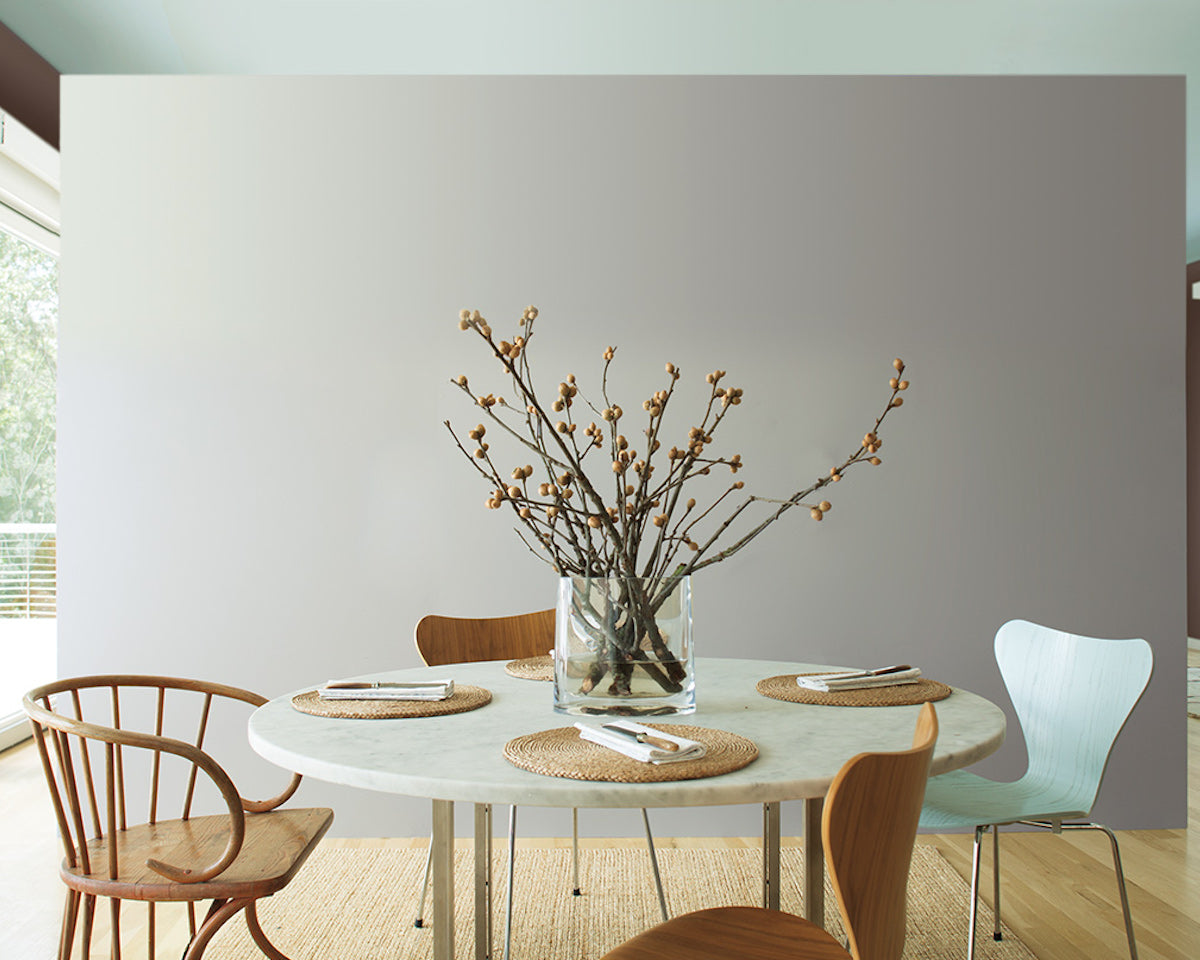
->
[0,523,56,618]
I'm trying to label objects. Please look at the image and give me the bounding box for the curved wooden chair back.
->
[23,674,331,960]
[994,619,1152,816]
[824,702,939,960]
[597,704,939,960]
[414,608,555,665]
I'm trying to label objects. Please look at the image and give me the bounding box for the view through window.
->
[0,227,57,731]
[0,109,59,746]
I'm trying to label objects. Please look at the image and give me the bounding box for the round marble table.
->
[249,657,1005,960]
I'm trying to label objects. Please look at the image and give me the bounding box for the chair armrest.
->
[24,695,247,884]
[183,679,306,813]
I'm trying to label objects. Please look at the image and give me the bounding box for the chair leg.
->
[503,805,517,960]
[245,899,293,960]
[1095,824,1139,960]
[1056,822,1139,960]
[110,896,121,960]
[57,889,80,960]
[992,823,1003,941]
[182,898,249,960]
[415,832,435,927]
[967,825,986,960]
[1021,819,1139,960]
[641,808,669,922]
[80,895,96,960]
[572,808,581,896]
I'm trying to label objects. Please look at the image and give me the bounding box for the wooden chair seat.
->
[65,806,333,902]
[600,906,851,960]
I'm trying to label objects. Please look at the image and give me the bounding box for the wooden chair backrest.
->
[823,702,939,960]
[994,619,1152,815]
[22,675,301,885]
[414,609,556,666]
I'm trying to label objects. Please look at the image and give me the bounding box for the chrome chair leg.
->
[1042,821,1138,960]
[572,808,581,896]
[415,835,435,928]
[503,805,517,960]
[1094,823,1139,960]
[992,823,1002,941]
[967,824,986,960]
[641,808,669,921]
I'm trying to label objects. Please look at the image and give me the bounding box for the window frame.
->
[0,107,59,751]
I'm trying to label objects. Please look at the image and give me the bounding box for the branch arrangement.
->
[445,305,910,699]
[446,305,909,583]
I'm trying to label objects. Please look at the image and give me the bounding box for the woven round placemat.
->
[756,674,952,707]
[504,724,758,783]
[505,655,554,681]
[290,685,492,719]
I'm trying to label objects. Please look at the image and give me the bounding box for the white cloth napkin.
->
[317,679,455,701]
[574,720,706,764]
[795,665,922,692]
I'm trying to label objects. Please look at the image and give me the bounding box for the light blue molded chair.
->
[920,619,1153,960]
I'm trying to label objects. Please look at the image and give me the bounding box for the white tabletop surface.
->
[248,657,1006,809]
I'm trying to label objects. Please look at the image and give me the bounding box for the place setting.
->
[756,662,952,707]
[505,652,555,681]
[503,718,758,784]
[290,676,493,719]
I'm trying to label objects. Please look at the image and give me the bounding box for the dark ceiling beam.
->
[0,19,59,150]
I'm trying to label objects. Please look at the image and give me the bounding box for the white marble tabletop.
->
[248,657,1006,809]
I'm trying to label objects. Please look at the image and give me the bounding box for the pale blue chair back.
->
[995,619,1153,817]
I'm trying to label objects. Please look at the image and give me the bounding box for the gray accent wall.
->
[59,76,1185,834]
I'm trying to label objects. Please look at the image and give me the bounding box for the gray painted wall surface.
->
[59,76,1185,835]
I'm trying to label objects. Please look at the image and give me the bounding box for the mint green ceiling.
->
[3,0,1198,260]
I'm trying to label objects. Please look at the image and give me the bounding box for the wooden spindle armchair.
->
[24,675,333,960]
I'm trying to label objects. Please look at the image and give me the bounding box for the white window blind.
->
[0,109,59,255]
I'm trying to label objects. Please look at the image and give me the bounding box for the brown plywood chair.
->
[414,609,669,958]
[24,675,333,960]
[598,702,939,960]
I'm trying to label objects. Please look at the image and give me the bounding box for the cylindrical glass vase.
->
[554,575,694,716]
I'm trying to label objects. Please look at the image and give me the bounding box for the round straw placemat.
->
[756,674,952,707]
[505,655,554,681]
[504,724,758,783]
[291,685,492,719]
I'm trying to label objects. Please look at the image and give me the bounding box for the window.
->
[0,109,58,749]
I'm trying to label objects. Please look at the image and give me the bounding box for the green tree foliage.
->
[0,230,57,523]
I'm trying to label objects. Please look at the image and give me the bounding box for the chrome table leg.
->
[762,802,781,912]
[802,798,822,925]
[432,800,454,960]
[474,803,492,960]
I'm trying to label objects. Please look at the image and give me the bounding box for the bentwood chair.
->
[414,609,669,957]
[24,675,333,960]
[599,702,939,960]
[920,619,1153,960]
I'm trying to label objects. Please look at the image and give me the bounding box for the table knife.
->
[601,724,680,752]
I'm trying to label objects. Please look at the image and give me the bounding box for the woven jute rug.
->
[207,844,1037,959]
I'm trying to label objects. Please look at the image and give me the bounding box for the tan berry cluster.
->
[446,305,910,584]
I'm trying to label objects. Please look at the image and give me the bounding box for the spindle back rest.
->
[24,674,302,885]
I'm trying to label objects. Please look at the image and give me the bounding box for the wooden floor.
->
[3,652,1197,959]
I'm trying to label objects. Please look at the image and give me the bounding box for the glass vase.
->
[554,575,694,716]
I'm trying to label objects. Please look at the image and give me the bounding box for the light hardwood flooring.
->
[3,654,1197,959]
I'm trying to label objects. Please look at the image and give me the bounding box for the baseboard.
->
[0,715,31,752]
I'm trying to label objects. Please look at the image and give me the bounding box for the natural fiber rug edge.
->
[202,844,1037,960]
